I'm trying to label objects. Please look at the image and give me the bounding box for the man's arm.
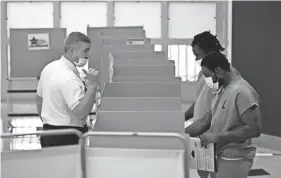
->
[36,95,43,119]
[60,79,97,121]
[185,102,195,121]
[72,86,97,120]
[36,77,43,121]
[217,105,261,142]
[185,110,212,137]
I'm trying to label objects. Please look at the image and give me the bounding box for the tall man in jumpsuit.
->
[185,31,227,124]
[185,31,239,178]
[186,52,261,178]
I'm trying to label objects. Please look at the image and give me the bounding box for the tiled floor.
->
[251,147,281,178]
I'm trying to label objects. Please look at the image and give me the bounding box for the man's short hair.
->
[201,52,230,72]
[64,32,91,53]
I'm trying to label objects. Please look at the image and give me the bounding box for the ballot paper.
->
[109,53,114,83]
[189,137,216,172]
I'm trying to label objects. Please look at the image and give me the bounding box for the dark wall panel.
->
[232,1,281,136]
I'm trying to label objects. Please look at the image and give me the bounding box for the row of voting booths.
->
[1,26,214,178]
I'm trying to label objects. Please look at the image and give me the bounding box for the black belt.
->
[43,124,88,134]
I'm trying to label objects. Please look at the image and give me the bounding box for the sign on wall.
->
[28,33,50,50]
[126,38,145,45]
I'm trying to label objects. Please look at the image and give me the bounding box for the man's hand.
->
[82,68,99,88]
[199,132,218,148]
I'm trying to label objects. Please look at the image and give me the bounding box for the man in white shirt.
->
[36,32,99,147]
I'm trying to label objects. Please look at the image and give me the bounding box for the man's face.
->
[72,41,91,60]
[202,66,226,85]
[192,44,206,61]
[202,66,217,83]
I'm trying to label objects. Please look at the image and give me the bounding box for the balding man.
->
[36,32,99,147]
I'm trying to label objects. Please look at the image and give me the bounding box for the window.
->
[7,2,54,36]
[154,45,162,52]
[61,2,107,73]
[60,2,107,35]
[168,2,216,39]
[114,2,161,38]
[168,45,201,81]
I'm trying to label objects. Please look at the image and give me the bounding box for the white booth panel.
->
[114,59,174,66]
[1,146,80,178]
[112,76,181,83]
[100,97,181,111]
[86,148,187,178]
[100,38,150,46]
[7,93,36,103]
[88,26,144,37]
[103,83,181,97]
[94,111,184,132]
[112,51,166,60]
[113,66,175,76]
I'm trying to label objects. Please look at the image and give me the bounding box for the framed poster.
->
[28,33,50,50]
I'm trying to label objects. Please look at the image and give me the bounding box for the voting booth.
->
[100,47,154,87]
[102,83,181,97]
[1,129,82,178]
[81,132,190,178]
[8,28,66,102]
[93,45,154,88]
[87,25,147,65]
[112,51,166,60]
[100,97,182,111]
[89,26,185,150]
[91,111,184,149]
[9,28,66,78]
[1,130,190,178]
[4,26,216,178]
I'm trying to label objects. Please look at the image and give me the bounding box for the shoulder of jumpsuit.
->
[230,65,241,76]
[223,79,249,101]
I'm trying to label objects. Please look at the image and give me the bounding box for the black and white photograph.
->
[1,1,281,178]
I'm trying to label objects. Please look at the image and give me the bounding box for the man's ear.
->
[67,47,74,55]
[215,67,224,75]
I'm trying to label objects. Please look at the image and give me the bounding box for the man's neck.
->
[63,54,75,65]
[222,70,237,88]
